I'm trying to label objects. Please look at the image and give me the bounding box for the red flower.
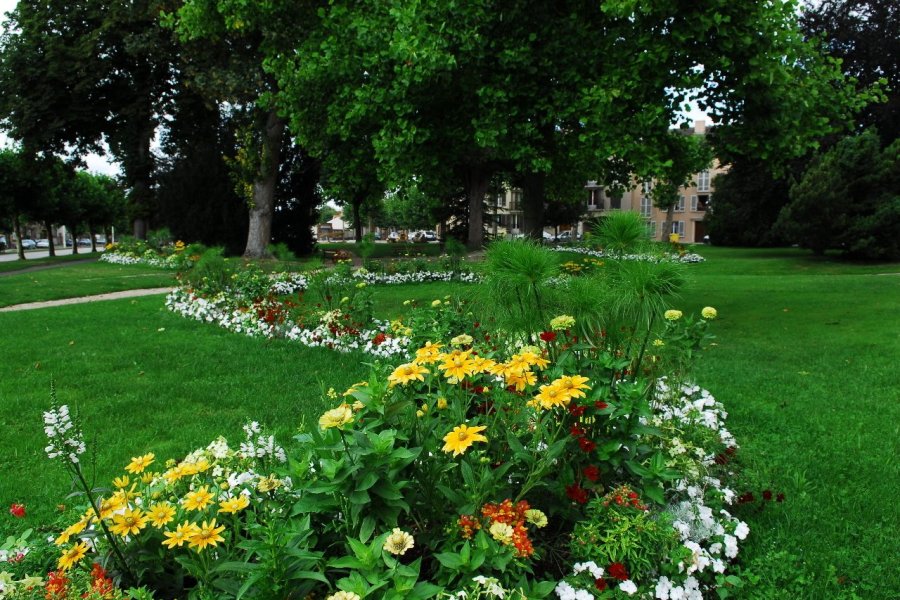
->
[372,332,386,346]
[568,404,586,417]
[539,331,557,342]
[583,465,600,482]
[578,437,596,453]
[737,492,755,504]
[595,401,608,410]
[776,493,786,502]
[9,503,25,518]
[473,321,480,329]
[565,483,589,504]
[607,562,629,581]
[569,424,585,437]
[762,490,773,501]
[594,578,608,591]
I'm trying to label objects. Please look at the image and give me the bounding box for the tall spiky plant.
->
[481,239,561,336]
[592,211,652,254]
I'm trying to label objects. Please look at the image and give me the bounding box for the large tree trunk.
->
[464,165,490,250]
[663,205,675,240]
[68,224,78,255]
[128,119,155,240]
[353,196,363,242]
[522,171,546,240]
[14,217,25,260]
[45,221,56,257]
[244,110,285,258]
[89,224,98,253]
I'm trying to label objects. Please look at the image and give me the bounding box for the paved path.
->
[0,287,173,312]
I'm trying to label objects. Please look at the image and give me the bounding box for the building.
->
[582,120,725,243]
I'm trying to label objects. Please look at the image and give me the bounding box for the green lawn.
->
[0,251,105,273]
[0,261,178,307]
[0,246,897,598]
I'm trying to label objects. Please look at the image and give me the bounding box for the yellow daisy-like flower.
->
[162,521,201,549]
[549,315,576,331]
[96,494,127,520]
[652,338,665,347]
[533,382,572,409]
[525,509,548,528]
[257,475,283,493]
[109,508,148,538]
[343,381,368,397]
[431,299,442,307]
[141,471,158,485]
[147,502,177,528]
[505,370,537,392]
[319,403,355,429]
[520,350,550,370]
[54,528,72,546]
[442,423,488,457]
[470,355,497,374]
[382,527,415,556]
[664,309,683,321]
[438,350,476,380]
[555,375,591,400]
[58,541,89,571]
[188,519,226,551]
[163,464,188,484]
[182,486,215,512]
[218,495,250,514]
[387,363,430,387]
[436,397,448,410]
[413,342,443,365]
[125,452,155,474]
[702,306,717,319]
[112,475,130,489]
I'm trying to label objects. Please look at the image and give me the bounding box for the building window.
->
[640,196,652,217]
[498,192,507,208]
[642,180,653,195]
[587,188,601,209]
[691,194,709,211]
[697,170,710,192]
[672,221,685,237]
[675,195,685,212]
[646,220,657,238]
[510,190,522,211]
[609,193,621,210]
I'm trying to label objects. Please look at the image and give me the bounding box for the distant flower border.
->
[554,246,706,263]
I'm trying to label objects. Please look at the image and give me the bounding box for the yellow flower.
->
[141,471,157,484]
[218,495,250,514]
[125,452,155,474]
[470,355,497,374]
[549,315,576,330]
[109,508,148,538]
[533,382,571,409]
[382,527,415,556]
[664,309,683,321]
[520,350,549,370]
[525,509,548,528]
[436,397,448,410]
[343,381,369,397]
[147,503,176,528]
[438,350,476,380]
[489,521,514,544]
[112,475,130,489]
[387,363,430,387]
[652,339,665,347]
[702,306,717,319]
[58,541,89,571]
[431,299,442,307]
[505,370,537,392]
[188,518,226,551]
[162,521,201,549]
[319,403,355,429]
[555,375,591,400]
[326,593,362,600]
[182,486,215,511]
[442,423,488,457]
[163,465,188,484]
[413,342,443,365]
[257,475,283,493]
[327,387,339,399]
[500,354,532,378]
[450,333,473,347]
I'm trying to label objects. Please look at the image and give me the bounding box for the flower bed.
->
[553,246,706,264]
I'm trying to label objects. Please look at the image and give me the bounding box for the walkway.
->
[0,287,173,312]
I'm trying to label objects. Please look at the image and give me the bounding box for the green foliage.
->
[267,242,297,262]
[591,211,652,254]
[777,131,900,259]
[481,240,561,334]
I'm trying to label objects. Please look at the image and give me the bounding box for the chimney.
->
[694,119,706,135]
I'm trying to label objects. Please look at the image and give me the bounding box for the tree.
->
[801,0,899,144]
[0,149,31,260]
[76,172,127,253]
[268,1,864,251]
[168,1,318,258]
[776,131,900,258]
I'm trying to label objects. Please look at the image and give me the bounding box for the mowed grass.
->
[0,252,107,273]
[0,261,178,307]
[0,246,897,597]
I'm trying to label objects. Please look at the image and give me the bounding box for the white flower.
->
[619,580,638,595]
[734,521,749,540]
[655,576,672,599]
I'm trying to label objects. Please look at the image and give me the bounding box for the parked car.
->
[36,239,51,248]
[0,235,6,252]
[387,231,400,243]
[77,238,93,247]
[19,238,36,250]
[556,230,579,242]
